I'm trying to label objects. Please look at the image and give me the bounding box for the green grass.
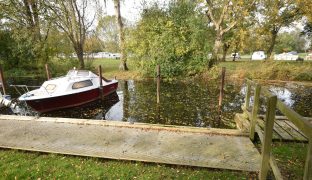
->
[0,142,307,179]
[212,60,312,81]
[0,149,254,179]
[254,142,307,179]
[89,58,312,82]
[271,142,307,179]
[3,57,311,81]
[90,58,139,80]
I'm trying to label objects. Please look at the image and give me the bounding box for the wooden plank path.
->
[235,113,309,142]
[0,115,261,172]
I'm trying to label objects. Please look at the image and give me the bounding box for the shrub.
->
[127,1,213,78]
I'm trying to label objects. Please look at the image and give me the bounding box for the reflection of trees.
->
[270,87,294,107]
[290,87,312,117]
[222,83,245,128]
[42,92,119,119]
[241,84,312,118]
[122,81,130,122]
[122,79,244,128]
[266,85,311,117]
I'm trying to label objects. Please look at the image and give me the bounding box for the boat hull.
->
[25,82,118,113]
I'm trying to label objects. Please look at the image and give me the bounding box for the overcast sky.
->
[100,0,169,23]
[96,0,304,32]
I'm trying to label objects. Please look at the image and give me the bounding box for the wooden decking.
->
[235,113,309,142]
[0,115,261,172]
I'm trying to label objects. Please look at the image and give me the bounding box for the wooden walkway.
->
[235,113,309,142]
[0,115,260,172]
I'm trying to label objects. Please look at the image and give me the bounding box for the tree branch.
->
[205,0,217,25]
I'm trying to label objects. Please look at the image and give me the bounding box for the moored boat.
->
[18,69,118,113]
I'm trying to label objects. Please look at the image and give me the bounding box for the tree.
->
[84,32,105,54]
[302,23,312,38]
[203,0,256,68]
[113,0,128,71]
[0,0,51,68]
[128,1,212,77]
[96,15,120,52]
[275,31,307,53]
[257,0,301,59]
[297,0,312,47]
[296,0,312,21]
[47,0,96,69]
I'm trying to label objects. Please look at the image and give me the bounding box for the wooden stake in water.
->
[218,67,226,124]
[0,65,6,95]
[156,65,160,104]
[45,64,51,80]
[98,65,104,100]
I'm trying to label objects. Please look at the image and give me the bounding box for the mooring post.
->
[0,65,6,95]
[259,95,277,180]
[250,84,261,141]
[218,67,226,122]
[244,82,251,110]
[98,65,103,100]
[156,65,160,104]
[45,64,51,80]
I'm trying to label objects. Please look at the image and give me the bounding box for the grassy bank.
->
[91,58,312,82]
[91,58,140,80]
[0,149,253,179]
[0,141,306,179]
[212,60,312,82]
[271,142,307,179]
[3,58,311,82]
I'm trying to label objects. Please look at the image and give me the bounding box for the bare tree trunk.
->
[75,44,85,69]
[31,1,41,41]
[267,29,279,60]
[47,0,92,70]
[222,43,230,62]
[209,33,223,68]
[114,0,128,71]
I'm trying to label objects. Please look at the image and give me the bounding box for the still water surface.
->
[1,78,311,129]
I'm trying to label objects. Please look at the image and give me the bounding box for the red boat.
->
[18,69,118,113]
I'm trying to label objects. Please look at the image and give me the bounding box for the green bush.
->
[127,1,213,78]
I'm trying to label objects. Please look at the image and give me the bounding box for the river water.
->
[1,78,311,129]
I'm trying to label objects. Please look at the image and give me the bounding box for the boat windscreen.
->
[45,84,57,93]
[67,70,90,77]
[72,80,93,89]
[77,70,89,76]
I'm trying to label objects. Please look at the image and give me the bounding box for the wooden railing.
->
[243,78,312,180]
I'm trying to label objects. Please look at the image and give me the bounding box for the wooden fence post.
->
[218,67,226,111]
[156,65,160,104]
[250,84,261,141]
[304,140,312,180]
[45,64,51,80]
[0,65,6,95]
[259,95,277,180]
[244,82,251,110]
[98,65,103,100]
[218,67,226,125]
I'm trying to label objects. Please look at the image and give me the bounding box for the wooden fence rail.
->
[244,78,312,180]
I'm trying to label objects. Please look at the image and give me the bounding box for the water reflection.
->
[42,92,120,119]
[268,83,312,117]
[104,80,244,128]
[0,77,311,128]
[269,87,294,106]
